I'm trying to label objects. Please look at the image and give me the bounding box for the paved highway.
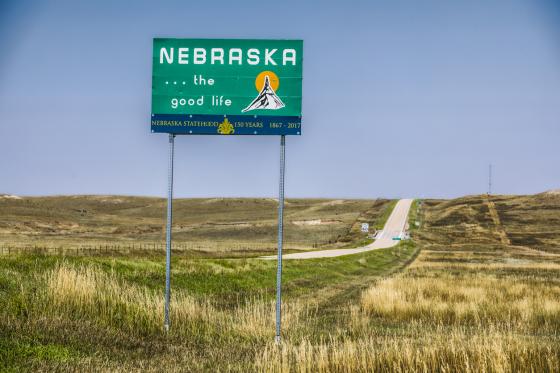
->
[263,199,413,260]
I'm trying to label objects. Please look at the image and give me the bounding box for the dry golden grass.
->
[0,196,391,254]
[4,196,560,371]
[254,248,560,372]
[410,259,560,271]
[44,263,315,339]
[45,263,215,336]
[361,274,560,330]
[254,197,560,372]
[256,332,559,373]
[418,194,560,253]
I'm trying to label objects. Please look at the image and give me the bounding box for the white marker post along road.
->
[264,199,413,260]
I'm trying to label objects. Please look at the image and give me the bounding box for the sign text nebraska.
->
[159,47,298,66]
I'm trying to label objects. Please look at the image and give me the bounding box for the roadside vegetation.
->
[256,194,560,372]
[0,243,417,371]
[1,193,559,371]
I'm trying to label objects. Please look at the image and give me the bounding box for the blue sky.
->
[1,0,559,199]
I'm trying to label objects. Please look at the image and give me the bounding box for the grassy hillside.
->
[416,193,560,253]
[1,194,560,371]
[494,192,560,252]
[266,219,560,371]
[259,194,560,371]
[0,196,392,256]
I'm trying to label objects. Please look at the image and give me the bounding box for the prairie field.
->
[1,194,560,371]
[257,195,560,372]
[0,196,392,256]
[0,242,418,371]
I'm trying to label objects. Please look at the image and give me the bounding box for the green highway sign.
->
[151,38,303,135]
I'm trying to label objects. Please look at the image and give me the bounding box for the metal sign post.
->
[164,133,175,332]
[275,135,286,344]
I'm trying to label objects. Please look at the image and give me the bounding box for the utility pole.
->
[488,164,492,195]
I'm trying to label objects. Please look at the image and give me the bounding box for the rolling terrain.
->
[0,196,393,256]
[0,193,559,371]
[416,192,560,252]
[265,194,560,371]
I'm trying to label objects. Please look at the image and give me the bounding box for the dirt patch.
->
[322,200,345,206]
[0,195,22,200]
[292,219,340,226]
[502,258,532,265]
[541,189,560,196]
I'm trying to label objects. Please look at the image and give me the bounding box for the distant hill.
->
[0,194,22,200]
[417,193,560,253]
[0,195,390,255]
[3,193,558,255]
[540,189,560,196]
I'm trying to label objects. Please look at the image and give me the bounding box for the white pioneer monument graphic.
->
[242,75,285,112]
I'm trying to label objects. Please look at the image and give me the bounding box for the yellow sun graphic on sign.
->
[255,71,279,91]
[242,70,285,113]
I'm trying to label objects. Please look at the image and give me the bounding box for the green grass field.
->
[1,193,559,371]
[0,244,418,371]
